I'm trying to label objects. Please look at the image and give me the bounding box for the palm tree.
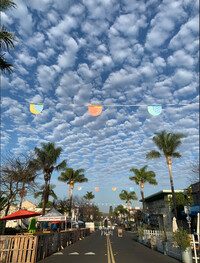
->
[119,190,138,207]
[113,205,128,223]
[58,168,88,215]
[32,142,66,214]
[119,190,138,221]
[0,1,17,74]
[13,156,39,209]
[129,165,157,210]
[83,191,95,205]
[34,184,57,202]
[146,130,186,220]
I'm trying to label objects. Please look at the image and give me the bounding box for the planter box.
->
[166,242,182,261]
[156,237,164,253]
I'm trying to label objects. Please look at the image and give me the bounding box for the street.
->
[40,230,180,263]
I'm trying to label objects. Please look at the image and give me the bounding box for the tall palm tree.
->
[129,165,157,210]
[83,191,95,205]
[119,190,138,221]
[119,190,138,207]
[32,142,66,214]
[34,184,57,202]
[58,168,88,215]
[146,130,186,220]
[0,1,17,74]
[14,156,38,209]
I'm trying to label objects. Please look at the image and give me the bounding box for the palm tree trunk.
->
[42,180,48,215]
[69,185,74,217]
[88,199,90,206]
[68,185,71,201]
[140,184,145,210]
[127,201,130,221]
[166,157,178,220]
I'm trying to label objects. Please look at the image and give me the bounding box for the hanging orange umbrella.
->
[88,105,102,116]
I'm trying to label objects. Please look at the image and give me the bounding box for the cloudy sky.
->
[1,0,199,211]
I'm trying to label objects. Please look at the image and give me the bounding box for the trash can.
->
[118,228,123,237]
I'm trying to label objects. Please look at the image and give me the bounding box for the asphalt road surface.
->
[40,230,180,263]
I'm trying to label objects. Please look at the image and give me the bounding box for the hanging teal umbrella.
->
[28,217,36,233]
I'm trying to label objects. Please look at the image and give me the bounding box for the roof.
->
[142,190,184,202]
[36,207,69,222]
[40,207,64,217]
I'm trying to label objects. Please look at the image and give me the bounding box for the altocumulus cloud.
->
[1,0,199,208]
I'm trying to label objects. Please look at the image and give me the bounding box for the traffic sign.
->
[184,206,191,214]
[186,216,191,222]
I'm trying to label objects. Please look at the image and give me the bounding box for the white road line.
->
[84,252,96,255]
[69,252,79,255]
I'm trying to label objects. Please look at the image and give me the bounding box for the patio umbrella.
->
[172,217,178,232]
[0,209,43,220]
[28,217,36,233]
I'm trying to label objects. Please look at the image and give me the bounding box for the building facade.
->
[143,190,183,229]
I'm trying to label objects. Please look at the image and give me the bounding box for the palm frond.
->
[171,152,182,158]
[0,0,16,11]
[55,160,67,171]
[0,54,13,74]
[146,150,161,159]
[0,25,16,51]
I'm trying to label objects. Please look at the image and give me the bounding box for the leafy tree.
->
[188,161,200,184]
[83,191,95,205]
[53,198,70,214]
[57,168,88,215]
[38,201,54,209]
[0,0,17,74]
[12,155,39,209]
[166,188,193,219]
[129,165,157,209]
[0,195,9,211]
[113,205,129,223]
[32,142,66,214]
[34,184,57,203]
[146,130,186,220]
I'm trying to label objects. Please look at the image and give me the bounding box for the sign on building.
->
[184,206,191,214]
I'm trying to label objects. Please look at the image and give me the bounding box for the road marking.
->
[108,235,115,263]
[107,235,111,263]
[69,252,79,255]
[106,235,115,263]
[53,252,63,255]
[84,252,96,255]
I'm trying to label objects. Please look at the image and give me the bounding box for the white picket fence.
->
[143,230,173,240]
[141,230,199,262]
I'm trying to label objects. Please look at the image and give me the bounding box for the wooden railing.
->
[0,228,90,263]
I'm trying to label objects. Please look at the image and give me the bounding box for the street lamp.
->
[183,189,191,234]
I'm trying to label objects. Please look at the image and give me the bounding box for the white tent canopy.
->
[36,207,69,222]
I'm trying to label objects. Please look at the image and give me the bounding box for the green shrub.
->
[173,228,190,251]
[136,226,145,237]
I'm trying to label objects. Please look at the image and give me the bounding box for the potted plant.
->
[173,228,192,263]
[136,226,145,243]
[161,230,168,255]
